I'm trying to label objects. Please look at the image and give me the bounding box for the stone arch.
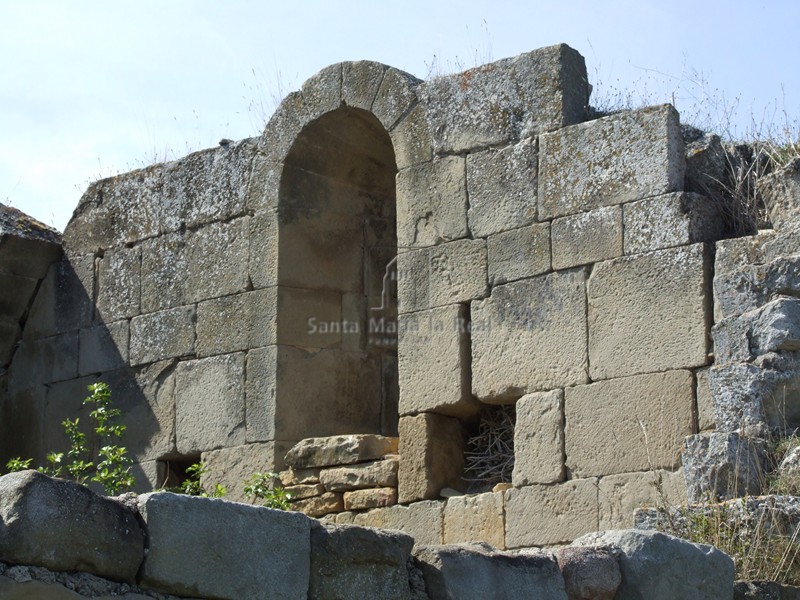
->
[259,61,431,448]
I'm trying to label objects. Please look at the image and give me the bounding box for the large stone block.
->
[396,156,468,248]
[8,332,78,390]
[623,192,726,255]
[196,288,277,357]
[588,243,711,380]
[41,376,99,457]
[96,246,140,321]
[504,479,598,547]
[418,43,588,154]
[552,205,623,270]
[341,60,388,111]
[466,138,537,237]
[573,529,734,600]
[129,305,195,366]
[389,103,434,170]
[555,546,621,600]
[512,389,564,485]
[414,542,568,600]
[486,222,550,286]
[598,469,687,530]
[566,371,694,477]
[372,67,421,132]
[0,203,62,278]
[140,218,250,312]
[285,434,399,469]
[78,321,129,376]
[398,304,477,417]
[245,345,277,442]
[247,210,279,289]
[354,500,445,546]
[397,238,487,313]
[443,492,505,548]
[309,521,413,600]
[539,105,684,220]
[0,272,38,321]
[472,269,588,401]
[398,414,467,503]
[276,286,342,349]
[0,471,144,582]
[137,492,310,600]
[0,316,19,367]
[714,254,800,320]
[174,353,246,454]
[201,442,291,503]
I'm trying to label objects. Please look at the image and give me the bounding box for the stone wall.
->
[1,42,799,549]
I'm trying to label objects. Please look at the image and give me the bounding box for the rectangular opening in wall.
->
[463,404,515,493]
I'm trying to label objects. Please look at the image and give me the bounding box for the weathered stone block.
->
[486,222,550,286]
[566,371,694,477]
[24,255,94,339]
[201,442,291,503]
[372,68,421,132]
[343,487,398,511]
[285,435,399,469]
[714,254,800,320]
[0,272,38,321]
[696,367,715,431]
[320,458,398,492]
[512,389,564,485]
[245,345,277,442]
[555,546,621,600]
[41,377,98,456]
[398,414,466,503]
[683,432,767,501]
[443,492,505,548]
[247,211,279,289]
[138,492,310,600]
[354,500,445,546]
[414,542,568,600]
[196,288,277,357]
[504,479,598,547]
[309,521,413,600]
[598,469,687,530]
[624,192,726,254]
[573,529,734,600]
[588,243,711,380]
[285,483,325,500]
[419,43,588,154]
[129,305,195,366]
[758,157,800,230]
[466,138,537,237]
[390,103,434,170]
[280,466,322,486]
[397,238,487,313]
[472,269,588,401]
[396,156,468,248]
[552,205,623,269]
[398,304,477,417]
[78,321,129,376]
[174,353,245,454]
[0,471,144,582]
[292,492,344,517]
[539,105,684,220]
[8,332,78,390]
[96,246,140,321]
[276,286,342,349]
[0,204,62,278]
[0,386,44,466]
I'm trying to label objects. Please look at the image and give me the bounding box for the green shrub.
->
[243,472,292,510]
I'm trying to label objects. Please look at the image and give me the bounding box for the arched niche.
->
[274,106,399,443]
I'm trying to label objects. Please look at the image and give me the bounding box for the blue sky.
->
[2,0,797,231]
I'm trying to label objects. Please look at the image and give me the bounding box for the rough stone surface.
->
[174,353,246,454]
[714,254,800,320]
[555,546,621,600]
[137,492,310,600]
[398,414,466,503]
[284,483,326,500]
[129,305,195,366]
[472,269,588,401]
[418,43,588,154]
[8,332,79,391]
[683,432,768,501]
[396,156,468,248]
[292,492,344,518]
[758,157,800,230]
[505,479,599,547]
[573,529,734,600]
[397,238,487,313]
[343,487,398,511]
[696,368,715,431]
[588,243,710,380]
[354,500,445,547]
[466,138,538,237]
[200,442,289,503]
[78,321,129,376]
[284,435,399,469]
[244,345,277,442]
[398,304,477,417]
[552,205,623,269]
[0,203,62,278]
[623,192,726,254]
[566,371,695,477]
[598,470,687,530]
[320,459,398,492]
[414,542,568,600]
[196,288,277,357]
[512,389,564,485]
[309,521,413,600]
[539,105,685,220]
[96,247,140,321]
[0,471,144,582]
[443,492,505,548]
[486,222,550,286]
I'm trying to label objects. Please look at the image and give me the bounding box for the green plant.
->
[5,382,135,495]
[168,461,227,498]
[243,472,292,510]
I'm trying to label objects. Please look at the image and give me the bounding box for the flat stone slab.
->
[285,435,399,468]
[0,471,144,583]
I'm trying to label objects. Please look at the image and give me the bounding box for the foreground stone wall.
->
[1,42,798,549]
